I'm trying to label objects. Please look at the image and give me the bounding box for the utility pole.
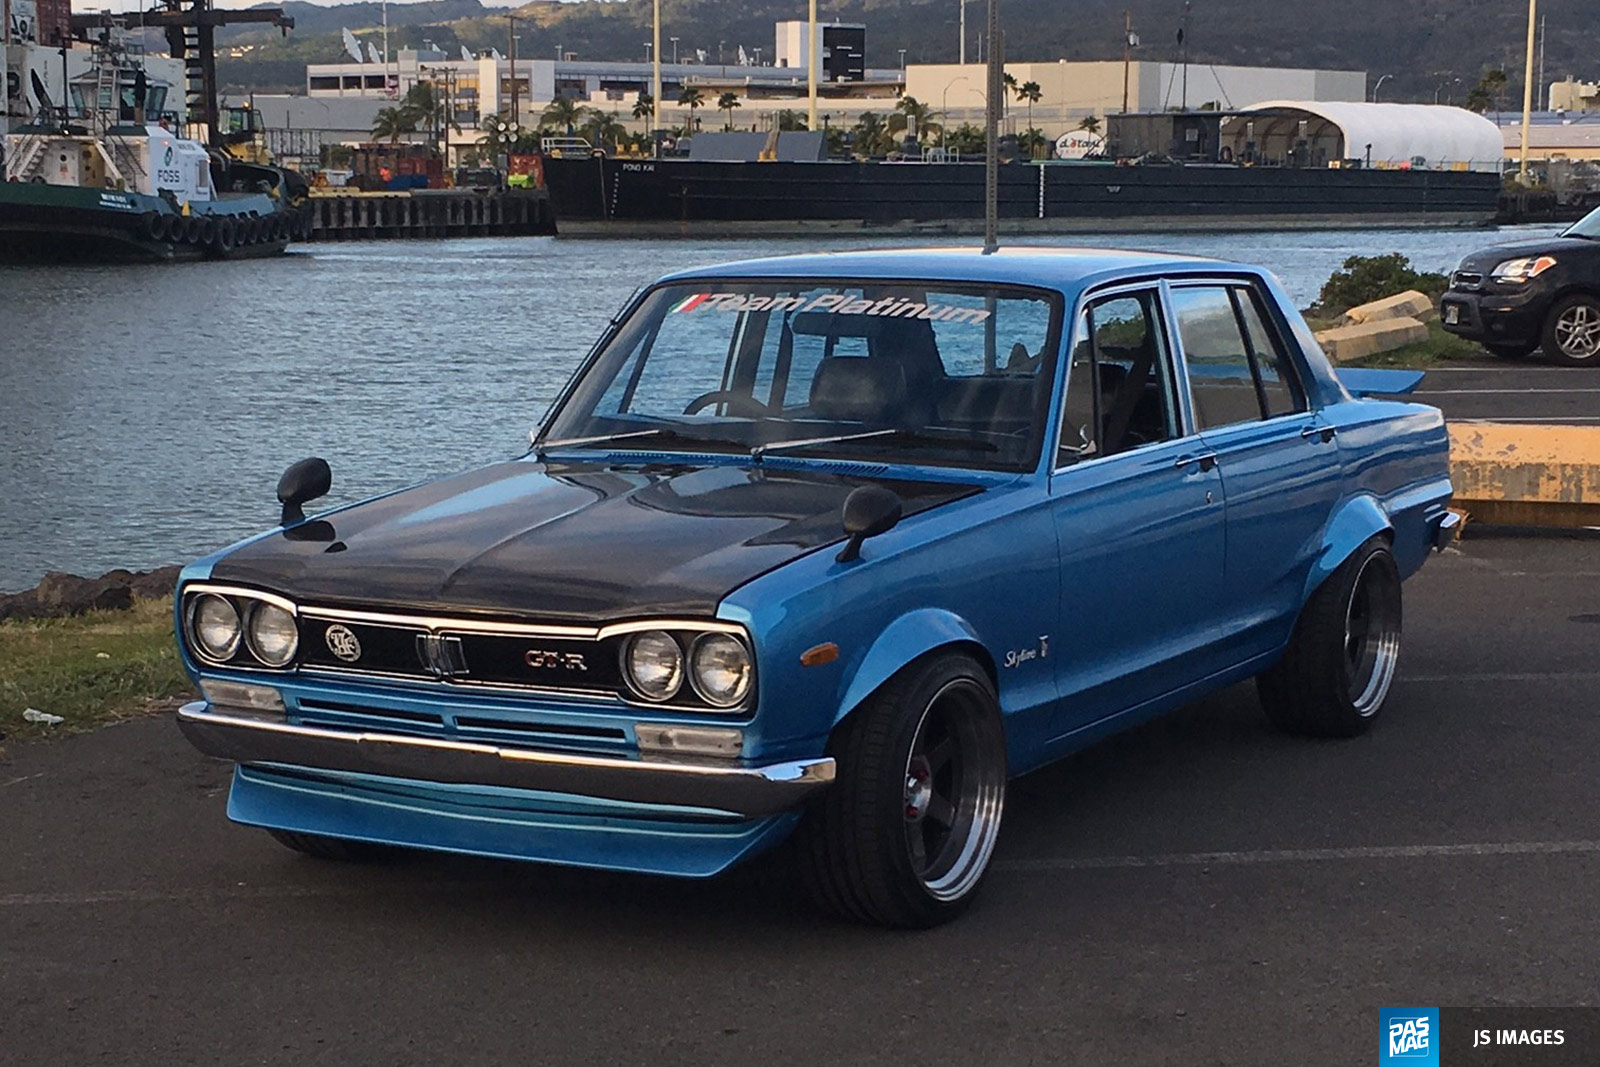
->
[1121,11,1134,113]
[1518,0,1536,182]
[1536,12,1547,110]
[506,14,517,124]
[983,0,1000,252]
[652,0,662,153]
[959,0,966,66]
[807,0,818,130]
[1179,0,1191,110]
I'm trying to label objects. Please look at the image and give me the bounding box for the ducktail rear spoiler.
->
[1336,368,1427,398]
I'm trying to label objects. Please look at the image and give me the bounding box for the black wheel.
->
[795,652,1007,928]
[1484,341,1536,360]
[267,829,395,861]
[1258,537,1402,738]
[1542,294,1600,365]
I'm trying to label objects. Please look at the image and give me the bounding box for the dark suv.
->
[1440,205,1600,366]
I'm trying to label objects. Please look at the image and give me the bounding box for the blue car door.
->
[1168,281,1344,663]
[1047,286,1227,740]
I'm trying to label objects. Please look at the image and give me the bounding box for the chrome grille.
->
[1451,270,1484,290]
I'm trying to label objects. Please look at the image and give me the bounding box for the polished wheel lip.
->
[1344,554,1401,717]
[1554,303,1600,360]
[901,678,1006,903]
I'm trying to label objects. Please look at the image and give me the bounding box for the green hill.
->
[216,0,1598,104]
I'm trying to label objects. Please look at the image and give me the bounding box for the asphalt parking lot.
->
[1412,359,1600,424]
[3,535,1597,1066]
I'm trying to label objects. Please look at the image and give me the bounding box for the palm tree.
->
[677,85,705,131]
[851,111,891,157]
[541,95,585,134]
[716,91,742,131]
[371,106,417,145]
[890,95,940,146]
[1002,71,1018,126]
[1017,80,1042,153]
[479,114,516,156]
[1077,115,1101,135]
[581,109,628,153]
[776,109,808,131]
[632,92,654,132]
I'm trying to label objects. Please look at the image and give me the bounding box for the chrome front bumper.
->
[177,702,835,819]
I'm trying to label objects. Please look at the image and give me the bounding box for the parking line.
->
[995,839,1600,873]
[0,882,466,908]
[1417,388,1600,395]
[1449,417,1600,423]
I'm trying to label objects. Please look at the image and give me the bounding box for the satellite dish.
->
[341,27,364,64]
[461,45,474,62]
[366,42,382,66]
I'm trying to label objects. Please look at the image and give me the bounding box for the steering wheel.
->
[682,390,769,418]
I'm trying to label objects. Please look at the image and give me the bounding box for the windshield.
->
[542,280,1063,471]
[1562,205,1600,239]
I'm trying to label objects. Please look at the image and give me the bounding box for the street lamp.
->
[1371,73,1393,103]
[644,42,652,62]
[670,37,679,64]
[941,76,982,150]
[898,48,907,72]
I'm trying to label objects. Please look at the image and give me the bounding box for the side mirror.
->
[836,485,903,564]
[276,457,331,526]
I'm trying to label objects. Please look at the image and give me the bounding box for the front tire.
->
[1258,537,1402,738]
[796,652,1007,928]
[1484,341,1536,360]
[267,829,394,861]
[1542,294,1600,366]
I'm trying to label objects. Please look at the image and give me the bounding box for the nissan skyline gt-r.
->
[173,248,1457,928]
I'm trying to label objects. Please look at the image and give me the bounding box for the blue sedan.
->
[174,248,1456,927]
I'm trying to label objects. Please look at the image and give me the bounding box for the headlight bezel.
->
[615,623,757,712]
[620,629,686,703]
[688,632,754,708]
[1490,255,1558,283]
[183,585,300,671]
[245,601,300,668]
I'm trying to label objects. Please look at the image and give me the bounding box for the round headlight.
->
[191,594,241,662]
[623,630,684,702]
[246,602,298,667]
[690,633,752,708]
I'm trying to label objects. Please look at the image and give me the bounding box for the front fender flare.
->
[833,608,988,729]
[1304,493,1391,602]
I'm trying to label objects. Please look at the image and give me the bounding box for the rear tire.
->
[267,829,395,862]
[795,652,1007,928]
[1257,537,1403,738]
[1542,294,1600,366]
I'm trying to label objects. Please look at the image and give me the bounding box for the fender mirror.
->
[276,457,331,526]
[836,485,903,564]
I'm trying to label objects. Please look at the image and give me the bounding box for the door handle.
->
[1175,452,1219,472]
[1301,425,1337,444]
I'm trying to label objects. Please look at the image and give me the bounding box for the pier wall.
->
[304,189,555,241]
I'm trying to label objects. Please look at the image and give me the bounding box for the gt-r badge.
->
[325,624,362,662]
[1004,636,1050,669]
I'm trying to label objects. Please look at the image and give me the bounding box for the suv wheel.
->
[267,829,396,861]
[1257,537,1402,738]
[796,652,1007,928]
[1542,294,1600,366]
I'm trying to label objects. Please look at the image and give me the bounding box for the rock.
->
[128,565,181,601]
[1342,290,1435,327]
[33,571,134,616]
[0,589,41,622]
[1314,317,1430,363]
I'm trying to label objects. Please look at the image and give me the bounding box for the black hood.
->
[1459,235,1598,271]
[209,459,978,621]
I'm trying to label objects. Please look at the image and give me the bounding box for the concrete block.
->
[1449,422,1600,527]
[1313,317,1429,363]
[1343,289,1435,326]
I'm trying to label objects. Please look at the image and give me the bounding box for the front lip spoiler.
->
[176,702,834,819]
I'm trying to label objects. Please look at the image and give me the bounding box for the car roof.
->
[656,246,1258,294]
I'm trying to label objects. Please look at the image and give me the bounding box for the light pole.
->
[1371,73,1393,103]
[898,48,907,73]
[670,36,679,64]
[1519,0,1536,181]
[941,76,980,151]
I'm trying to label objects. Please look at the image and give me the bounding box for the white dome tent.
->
[1220,102,1504,173]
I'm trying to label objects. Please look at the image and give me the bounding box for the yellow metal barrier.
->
[1449,422,1600,528]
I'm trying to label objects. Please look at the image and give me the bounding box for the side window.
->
[1058,290,1179,464]
[1170,286,1262,430]
[1235,288,1306,418]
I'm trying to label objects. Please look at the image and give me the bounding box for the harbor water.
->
[0,226,1562,592]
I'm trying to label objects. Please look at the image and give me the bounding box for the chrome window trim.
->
[1165,274,1315,418]
[1049,278,1197,475]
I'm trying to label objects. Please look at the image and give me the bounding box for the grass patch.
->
[0,597,194,744]
[1345,318,1486,369]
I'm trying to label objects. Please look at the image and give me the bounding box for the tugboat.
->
[0,5,307,263]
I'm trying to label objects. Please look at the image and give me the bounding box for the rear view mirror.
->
[276,457,332,525]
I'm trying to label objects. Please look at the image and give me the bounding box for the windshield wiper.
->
[536,427,749,458]
[756,427,999,460]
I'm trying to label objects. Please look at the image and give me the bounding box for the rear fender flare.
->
[832,608,992,730]
[1303,493,1392,603]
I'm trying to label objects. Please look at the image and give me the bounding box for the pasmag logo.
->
[1380,1007,1440,1066]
